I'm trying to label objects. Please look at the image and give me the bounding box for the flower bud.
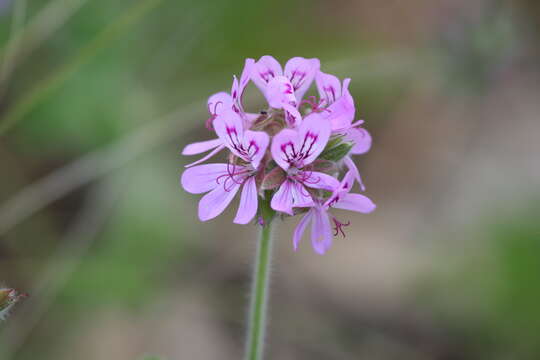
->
[0,287,27,321]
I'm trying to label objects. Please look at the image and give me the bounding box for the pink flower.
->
[312,71,372,152]
[314,72,355,131]
[181,59,256,167]
[181,163,259,223]
[213,109,269,169]
[311,71,373,188]
[342,125,372,190]
[293,171,376,254]
[181,108,269,223]
[251,56,320,112]
[270,113,339,215]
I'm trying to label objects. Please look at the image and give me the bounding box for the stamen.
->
[215,163,250,192]
[332,217,351,237]
[205,115,216,130]
[205,100,224,130]
[301,171,320,185]
[298,96,318,109]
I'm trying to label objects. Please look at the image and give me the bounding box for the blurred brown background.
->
[0,0,539,359]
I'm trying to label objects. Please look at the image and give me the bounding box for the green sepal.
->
[311,159,339,174]
[323,134,345,151]
[319,142,353,162]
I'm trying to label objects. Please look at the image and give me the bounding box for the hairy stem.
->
[245,222,274,360]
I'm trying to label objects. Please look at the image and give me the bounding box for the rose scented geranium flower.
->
[180,55,376,254]
[179,56,378,360]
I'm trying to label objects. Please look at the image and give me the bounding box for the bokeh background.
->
[0,0,539,359]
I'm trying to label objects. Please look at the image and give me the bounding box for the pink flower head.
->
[180,56,376,254]
[270,114,339,215]
[293,171,376,254]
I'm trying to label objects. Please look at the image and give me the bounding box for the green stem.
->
[245,222,274,360]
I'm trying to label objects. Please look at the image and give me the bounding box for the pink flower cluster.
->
[181,56,375,254]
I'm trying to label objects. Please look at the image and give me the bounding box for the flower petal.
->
[324,170,356,208]
[181,163,229,194]
[213,109,245,158]
[293,209,313,251]
[333,193,376,213]
[343,156,365,191]
[207,92,233,116]
[231,59,254,114]
[298,112,331,165]
[266,76,297,109]
[285,57,320,102]
[325,78,355,131]
[303,171,340,191]
[290,182,314,208]
[282,103,302,128]
[233,176,258,224]
[181,138,222,155]
[198,181,241,221]
[345,127,372,155]
[270,180,294,215]
[271,128,298,170]
[251,55,283,94]
[244,112,260,125]
[231,76,241,114]
[311,207,333,254]
[239,58,255,93]
[184,144,225,168]
[243,130,269,168]
[316,71,341,105]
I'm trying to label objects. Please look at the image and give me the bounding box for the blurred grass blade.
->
[0,0,27,97]
[0,101,201,236]
[0,0,89,62]
[0,175,129,358]
[0,0,164,135]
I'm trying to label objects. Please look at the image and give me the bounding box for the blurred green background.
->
[0,0,539,359]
